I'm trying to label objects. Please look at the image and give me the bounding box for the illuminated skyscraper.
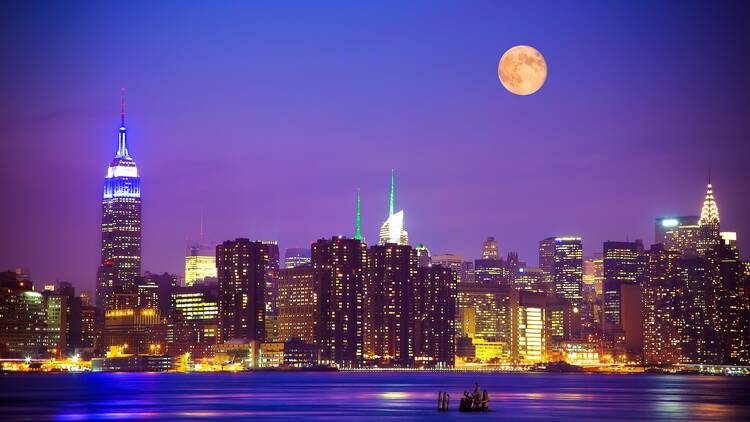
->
[185,245,217,286]
[697,181,721,253]
[642,244,681,365]
[552,237,583,304]
[511,290,547,363]
[675,252,721,364]
[538,237,556,285]
[312,236,367,366]
[457,282,512,361]
[97,91,142,309]
[364,243,417,365]
[378,170,409,245]
[655,216,698,245]
[583,255,604,295]
[414,265,457,367]
[277,266,316,344]
[481,237,499,260]
[216,239,273,343]
[602,240,643,334]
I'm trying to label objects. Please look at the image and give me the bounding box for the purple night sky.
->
[1,1,749,292]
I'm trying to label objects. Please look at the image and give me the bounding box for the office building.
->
[283,248,311,269]
[277,266,316,344]
[602,241,643,334]
[481,237,499,259]
[97,93,142,309]
[378,170,409,245]
[553,237,583,304]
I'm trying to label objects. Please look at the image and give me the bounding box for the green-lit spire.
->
[355,189,362,240]
[389,169,395,216]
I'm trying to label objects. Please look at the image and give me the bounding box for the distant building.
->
[552,237,583,304]
[474,258,506,285]
[514,267,545,292]
[312,236,367,366]
[102,307,164,355]
[364,243,417,366]
[538,237,557,285]
[0,273,48,358]
[655,216,698,245]
[511,291,547,363]
[277,266,316,344]
[216,239,274,343]
[92,355,175,372]
[185,251,217,287]
[283,248,311,269]
[457,282,512,362]
[168,284,219,358]
[415,244,431,268]
[414,265,457,367]
[378,170,409,245]
[583,256,604,295]
[602,241,643,335]
[97,94,142,309]
[433,255,464,282]
[481,237,499,260]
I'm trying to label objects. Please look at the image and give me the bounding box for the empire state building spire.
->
[115,88,131,159]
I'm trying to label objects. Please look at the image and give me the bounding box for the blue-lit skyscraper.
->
[96,92,142,309]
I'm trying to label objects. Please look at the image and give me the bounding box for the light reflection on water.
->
[0,372,748,421]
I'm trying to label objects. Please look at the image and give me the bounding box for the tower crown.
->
[699,183,720,226]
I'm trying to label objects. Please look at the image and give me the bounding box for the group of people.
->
[437,383,489,412]
[460,382,489,411]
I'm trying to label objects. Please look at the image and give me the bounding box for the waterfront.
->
[1,372,749,421]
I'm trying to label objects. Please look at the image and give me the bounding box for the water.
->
[1,372,748,421]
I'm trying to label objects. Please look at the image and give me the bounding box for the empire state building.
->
[96,92,142,309]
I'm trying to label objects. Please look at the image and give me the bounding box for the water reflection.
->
[0,372,747,421]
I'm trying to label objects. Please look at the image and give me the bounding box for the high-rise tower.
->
[698,179,721,253]
[379,169,409,245]
[97,91,142,309]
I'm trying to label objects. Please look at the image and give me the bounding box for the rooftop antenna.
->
[120,87,126,127]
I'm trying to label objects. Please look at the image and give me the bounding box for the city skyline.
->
[2,1,750,293]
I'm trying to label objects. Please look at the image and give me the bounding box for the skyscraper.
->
[642,244,681,365]
[414,265,457,367]
[538,237,556,285]
[655,216,699,245]
[697,181,721,254]
[185,245,217,286]
[602,240,643,334]
[97,92,142,309]
[552,237,583,304]
[312,236,367,366]
[378,170,409,245]
[216,239,273,343]
[364,243,417,366]
[481,237,499,260]
[277,266,316,344]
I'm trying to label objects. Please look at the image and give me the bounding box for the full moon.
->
[498,45,547,96]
